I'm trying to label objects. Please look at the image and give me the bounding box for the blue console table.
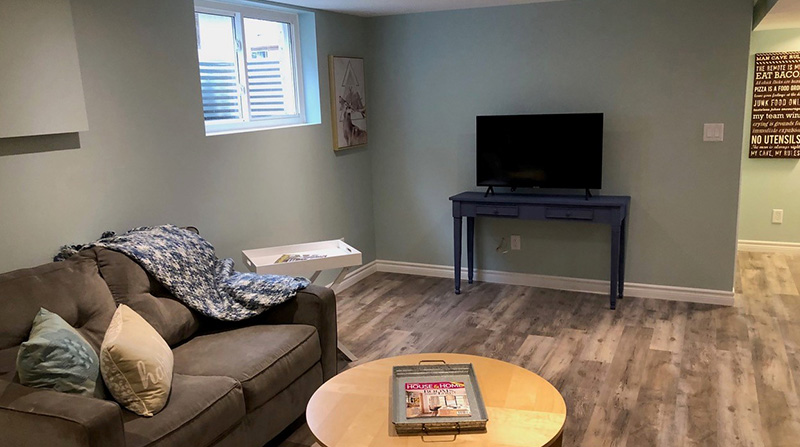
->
[450,191,631,309]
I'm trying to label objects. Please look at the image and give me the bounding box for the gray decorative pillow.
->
[16,308,105,398]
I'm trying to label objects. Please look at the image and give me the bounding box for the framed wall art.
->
[750,51,800,158]
[329,56,367,150]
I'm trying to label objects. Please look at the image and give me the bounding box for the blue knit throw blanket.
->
[93,225,309,321]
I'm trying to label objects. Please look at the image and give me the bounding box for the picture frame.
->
[329,56,367,151]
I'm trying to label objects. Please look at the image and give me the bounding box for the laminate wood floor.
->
[271,251,800,447]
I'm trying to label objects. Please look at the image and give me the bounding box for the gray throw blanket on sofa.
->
[92,225,309,321]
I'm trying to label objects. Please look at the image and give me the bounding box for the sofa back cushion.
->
[79,247,201,347]
[0,257,117,379]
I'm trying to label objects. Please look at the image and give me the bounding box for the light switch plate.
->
[773,209,784,224]
[704,123,724,142]
[510,235,521,251]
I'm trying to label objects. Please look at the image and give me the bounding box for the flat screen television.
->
[476,113,603,191]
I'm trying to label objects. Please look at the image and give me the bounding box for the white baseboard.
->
[738,240,800,255]
[373,260,734,306]
[327,260,378,293]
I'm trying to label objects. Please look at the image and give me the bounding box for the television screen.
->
[476,113,603,190]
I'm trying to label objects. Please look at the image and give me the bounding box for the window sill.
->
[204,120,321,137]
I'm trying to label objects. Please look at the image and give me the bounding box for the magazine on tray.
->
[405,381,472,418]
[274,253,327,264]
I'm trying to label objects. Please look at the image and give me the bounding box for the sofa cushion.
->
[79,247,201,347]
[172,325,320,412]
[215,363,324,447]
[0,257,117,369]
[0,347,18,380]
[123,373,245,447]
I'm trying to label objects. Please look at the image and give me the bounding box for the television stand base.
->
[484,186,495,197]
[585,189,593,200]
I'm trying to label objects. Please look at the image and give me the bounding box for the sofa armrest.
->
[257,285,338,381]
[0,379,126,447]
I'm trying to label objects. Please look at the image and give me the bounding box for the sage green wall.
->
[367,0,752,291]
[0,0,375,273]
[738,28,800,244]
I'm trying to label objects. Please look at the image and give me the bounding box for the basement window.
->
[194,0,313,135]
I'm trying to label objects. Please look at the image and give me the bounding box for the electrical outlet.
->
[510,235,521,250]
[773,209,784,224]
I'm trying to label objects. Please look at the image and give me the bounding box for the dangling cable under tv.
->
[476,113,603,199]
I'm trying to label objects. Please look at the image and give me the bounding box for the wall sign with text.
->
[750,51,800,158]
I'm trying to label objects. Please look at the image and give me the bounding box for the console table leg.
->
[610,226,621,310]
[619,218,627,299]
[466,217,475,284]
[454,217,462,294]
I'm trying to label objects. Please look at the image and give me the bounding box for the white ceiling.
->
[756,0,800,31]
[272,0,565,17]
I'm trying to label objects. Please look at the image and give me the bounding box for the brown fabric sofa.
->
[0,246,338,447]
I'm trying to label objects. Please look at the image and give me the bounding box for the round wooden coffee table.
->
[306,353,566,447]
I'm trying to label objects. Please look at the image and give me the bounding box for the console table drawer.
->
[476,205,519,217]
[545,207,595,220]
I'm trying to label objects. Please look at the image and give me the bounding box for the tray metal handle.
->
[420,422,461,442]
[418,359,447,365]
[420,433,459,442]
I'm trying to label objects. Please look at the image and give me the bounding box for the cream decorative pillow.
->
[100,304,173,416]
